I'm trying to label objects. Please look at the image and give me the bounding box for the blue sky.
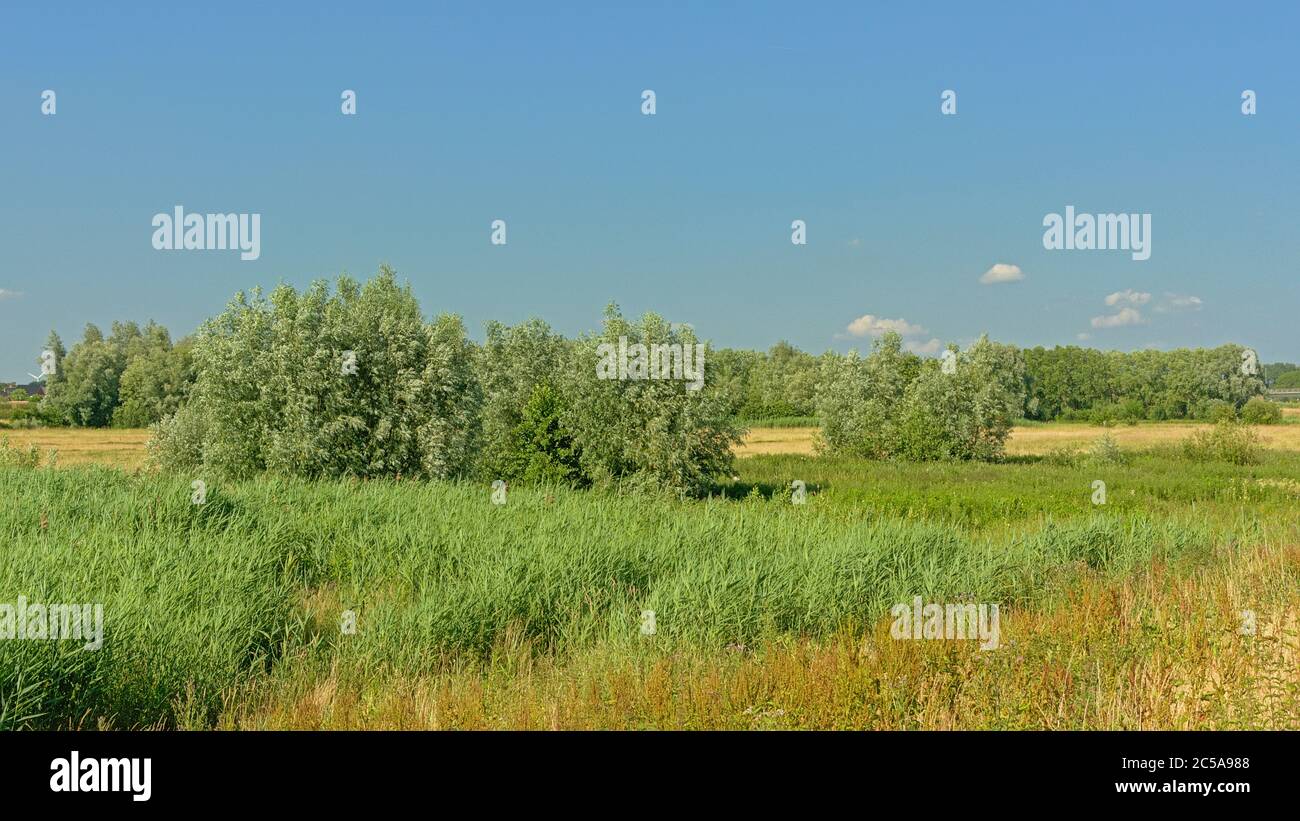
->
[3,1,1298,380]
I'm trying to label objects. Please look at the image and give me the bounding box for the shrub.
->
[1086,433,1127,466]
[113,337,195,428]
[818,334,1025,462]
[476,319,576,481]
[815,332,920,458]
[1182,420,1261,465]
[1198,399,1237,423]
[561,305,742,494]
[895,337,1025,461]
[151,266,482,480]
[504,383,583,485]
[1240,396,1283,425]
[0,437,48,469]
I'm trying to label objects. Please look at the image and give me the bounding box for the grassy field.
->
[0,427,150,469]
[5,414,1299,467]
[735,415,1300,457]
[2,432,1297,729]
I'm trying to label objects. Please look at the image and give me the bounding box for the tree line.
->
[19,267,1276,489]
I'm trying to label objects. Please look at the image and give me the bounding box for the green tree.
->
[560,304,742,494]
[151,266,482,479]
[476,318,574,481]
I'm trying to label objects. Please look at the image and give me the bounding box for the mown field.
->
[2,430,1297,730]
[734,408,1300,457]
[5,410,1300,467]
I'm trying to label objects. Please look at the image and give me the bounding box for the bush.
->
[151,267,482,480]
[815,332,920,458]
[561,305,742,494]
[476,319,576,481]
[895,337,1026,461]
[1240,396,1283,425]
[1086,433,1127,466]
[504,383,583,485]
[1198,399,1237,423]
[817,333,1025,462]
[1182,420,1261,465]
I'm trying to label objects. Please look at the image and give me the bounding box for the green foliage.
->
[817,333,1024,461]
[1240,396,1283,425]
[1264,361,1299,387]
[39,322,192,429]
[735,415,820,428]
[1182,419,1261,465]
[1023,344,1266,421]
[815,332,921,458]
[11,442,1300,727]
[1086,433,1128,466]
[562,305,742,494]
[0,468,297,729]
[113,336,195,428]
[1200,399,1238,423]
[0,436,48,469]
[1271,370,1300,389]
[504,383,583,485]
[710,342,820,419]
[40,323,126,426]
[151,266,482,480]
[476,318,574,481]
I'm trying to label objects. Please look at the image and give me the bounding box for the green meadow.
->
[3,441,1297,729]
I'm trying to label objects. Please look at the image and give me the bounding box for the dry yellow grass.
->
[734,426,819,456]
[227,537,1300,730]
[7,421,1297,467]
[1007,421,1300,455]
[735,421,1300,457]
[0,427,151,469]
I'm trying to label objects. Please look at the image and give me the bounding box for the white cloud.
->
[843,314,927,338]
[1104,289,1151,307]
[847,237,862,247]
[1155,293,1203,313]
[905,337,943,355]
[1090,307,1144,329]
[1076,332,1092,341]
[979,263,1024,284]
[0,289,22,301]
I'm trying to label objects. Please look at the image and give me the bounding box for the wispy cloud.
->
[0,289,22,301]
[1104,289,1150,307]
[905,337,943,355]
[841,314,926,339]
[1091,306,1144,328]
[979,263,1024,285]
[1154,292,1203,313]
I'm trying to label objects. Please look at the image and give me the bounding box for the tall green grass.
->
[3,445,1297,728]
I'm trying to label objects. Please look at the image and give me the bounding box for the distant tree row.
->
[1265,361,1300,389]
[714,342,1269,424]
[34,322,194,428]
[26,270,1273,476]
[1021,345,1265,422]
[709,342,820,419]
